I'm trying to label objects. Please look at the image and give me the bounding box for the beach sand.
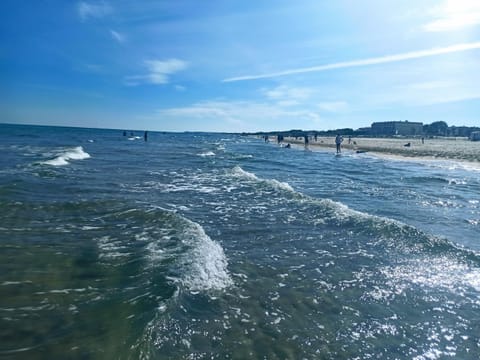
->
[282,136,480,163]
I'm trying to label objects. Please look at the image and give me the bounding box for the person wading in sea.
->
[335,134,343,153]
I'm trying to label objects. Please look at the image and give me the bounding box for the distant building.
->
[470,131,480,141]
[448,126,480,137]
[371,121,423,136]
[356,127,372,136]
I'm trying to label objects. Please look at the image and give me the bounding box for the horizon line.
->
[223,41,480,82]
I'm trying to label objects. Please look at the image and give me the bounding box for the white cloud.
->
[144,59,188,84]
[363,77,480,110]
[318,101,348,113]
[401,80,480,106]
[259,85,349,114]
[223,42,480,82]
[407,81,451,90]
[125,59,189,86]
[423,0,480,32]
[110,30,125,43]
[77,1,112,21]
[261,85,313,107]
[156,100,322,131]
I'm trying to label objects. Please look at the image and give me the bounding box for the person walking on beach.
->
[335,134,343,153]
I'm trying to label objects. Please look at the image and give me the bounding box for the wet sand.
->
[283,136,480,163]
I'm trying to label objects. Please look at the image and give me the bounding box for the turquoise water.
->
[1,124,479,359]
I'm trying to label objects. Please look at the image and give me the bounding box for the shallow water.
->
[1,124,479,359]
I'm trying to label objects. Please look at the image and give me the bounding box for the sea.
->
[1,123,479,359]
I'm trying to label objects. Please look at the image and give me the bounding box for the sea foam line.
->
[228,166,472,257]
[43,146,90,166]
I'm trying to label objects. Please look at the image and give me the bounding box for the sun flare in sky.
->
[1,0,479,132]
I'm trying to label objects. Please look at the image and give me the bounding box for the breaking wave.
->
[42,146,90,166]
[95,207,232,293]
[231,165,294,192]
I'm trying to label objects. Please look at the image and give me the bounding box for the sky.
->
[1,0,479,132]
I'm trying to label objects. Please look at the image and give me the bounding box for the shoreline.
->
[276,136,480,165]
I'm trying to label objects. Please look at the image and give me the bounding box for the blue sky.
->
[1,0,479,132]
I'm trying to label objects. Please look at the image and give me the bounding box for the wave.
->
[96,207,232,293]
[174,216,233,292]
[404,175,468,186]
[42,146,90,166]
[231,165,294,192]
[227,166,479,261]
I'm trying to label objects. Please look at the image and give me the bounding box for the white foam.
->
[177,218,233,292]
[231,166,294,192]
[141,212,233,292]
[268,178,294,192]
[371,256,480,301]
[231,165,258,180]
[43,146,90,166]
[97,235,130,260]
[447,178,467,185]
[369,153,480,173]
[198,151,215,157]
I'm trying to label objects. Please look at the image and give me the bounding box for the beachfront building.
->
[470,131,480,141]
[370,121,423,136]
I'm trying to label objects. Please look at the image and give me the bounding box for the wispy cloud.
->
[156,100,322,131]
[423,0,480,32]
[223,42,480,82]
[318,101,349,113]
[125,59,188,86]
[110,30,125,43]
[77,1,112,21]
[399,80,480,106]
[261,85,313,107]
[78,63,104,73]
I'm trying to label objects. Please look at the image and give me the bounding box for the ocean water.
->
[1,123,479,359]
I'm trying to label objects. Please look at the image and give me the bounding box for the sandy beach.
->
[282,136,480,163]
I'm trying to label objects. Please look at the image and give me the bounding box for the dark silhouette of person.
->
[144,131,148,142]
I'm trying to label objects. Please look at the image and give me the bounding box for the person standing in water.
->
[335,134,343,154]
[144,131,148,142]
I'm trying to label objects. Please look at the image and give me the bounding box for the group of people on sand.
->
[305,133,345,154]
[307,133,345,154]
[269,133,365,155]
